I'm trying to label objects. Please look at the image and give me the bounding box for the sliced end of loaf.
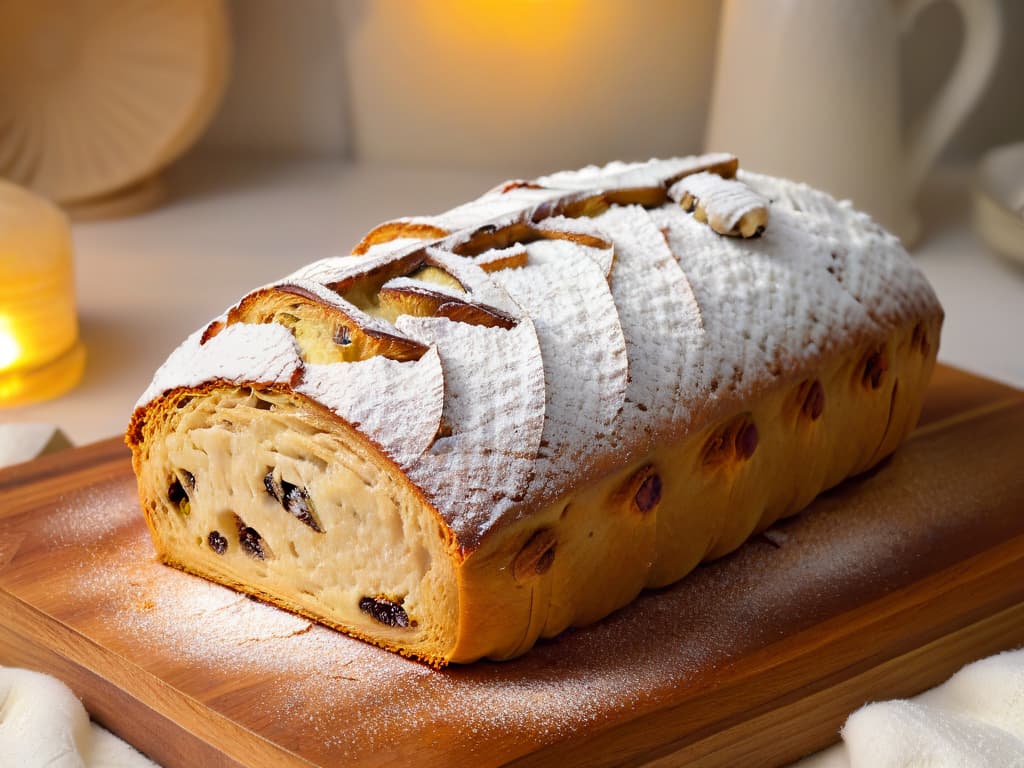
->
[127,386,461,665]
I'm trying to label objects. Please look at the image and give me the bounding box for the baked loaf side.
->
[126,155,942,664]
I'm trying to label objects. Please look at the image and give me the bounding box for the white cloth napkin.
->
[0,668,157,768]
[0,423,71,469]
[796,649,1024,768]
[3,650,1022,766]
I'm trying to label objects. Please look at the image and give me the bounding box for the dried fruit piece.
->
[862,351,888,390]
[911,321,930,357]
[512,529,557,583]
[235,516,267,560]
[168,474,192,515]
[701,428,733,469]
[263,470,283,502]
[208,531,227,555]
[634,472,663,513]
[264,471,323,532]
[615,464,663,515]
[168,478,186,505]
[282,483,322,532]
[276,312,300,329]
[359,596,411,628]
[735,420,759,459]
[702,415,758,468]
[800,379,826,421]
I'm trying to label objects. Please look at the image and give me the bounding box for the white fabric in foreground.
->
[0,668,158,768]
[0,423,71,469]
[796,649,1024,768]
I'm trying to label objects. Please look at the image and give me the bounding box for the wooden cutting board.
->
[1,365,1023,768]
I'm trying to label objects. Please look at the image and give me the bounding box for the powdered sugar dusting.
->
[395,316,546,546]
[132,156,940,553]
[297,349,444,469]
[492,238,628,502]
[469,243,527,270]
[593,205,706,449]
[422,248,524,316]
[135,323,302,409]
[412,186,563,233]
[738,170,939,327]
[535,153,736,192]
[651,201,879,398]
[534,215,616,275]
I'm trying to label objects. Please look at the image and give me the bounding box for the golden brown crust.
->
[127,307,939,666]
[448,314,940,661]
[224,284,428,363]
[352,222,450,256]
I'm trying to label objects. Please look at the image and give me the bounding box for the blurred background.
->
[204,0,1024,172]
[1,6,1022,766]
[0,0,1022,444]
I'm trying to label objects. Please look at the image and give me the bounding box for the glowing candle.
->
[0,181,85,407]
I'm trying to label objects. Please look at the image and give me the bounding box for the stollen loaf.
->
[126,155,943,665]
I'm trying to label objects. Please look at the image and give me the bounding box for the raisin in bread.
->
[126,155,943,665]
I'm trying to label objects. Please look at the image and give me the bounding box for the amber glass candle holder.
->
[0,181,85,407]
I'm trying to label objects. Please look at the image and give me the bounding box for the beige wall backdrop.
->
[199,0,1023,171]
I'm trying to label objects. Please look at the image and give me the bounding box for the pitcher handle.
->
[898,0,1002,195]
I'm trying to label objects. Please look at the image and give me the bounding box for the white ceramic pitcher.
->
[706,0,1002,245]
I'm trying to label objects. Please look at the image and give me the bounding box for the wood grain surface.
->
[0,364,1022,768]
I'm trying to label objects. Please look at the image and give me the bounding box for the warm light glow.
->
[0,179,85,407]
[0,318,20,370]
[419,0,585,53]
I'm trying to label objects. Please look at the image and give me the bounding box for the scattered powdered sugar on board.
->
[43,485,142,548]
[28,415,1020,766]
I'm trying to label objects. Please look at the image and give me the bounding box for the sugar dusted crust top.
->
[131,155,942,551]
